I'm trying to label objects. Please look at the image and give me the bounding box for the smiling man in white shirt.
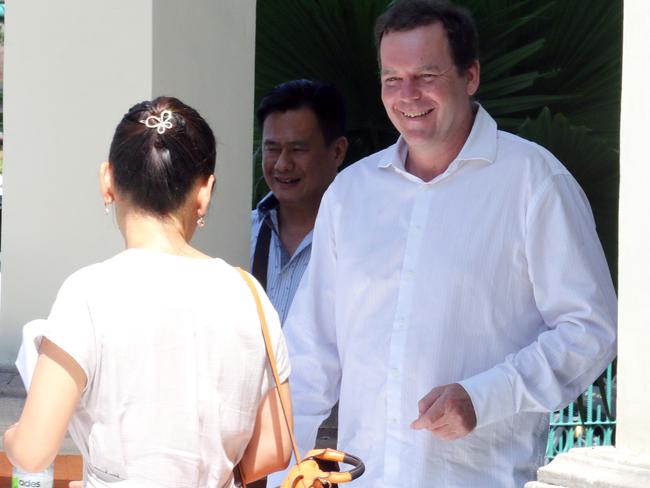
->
[273,1,617,487]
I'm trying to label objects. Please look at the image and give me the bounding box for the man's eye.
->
[383,77,400,86]
[421,74,437,82]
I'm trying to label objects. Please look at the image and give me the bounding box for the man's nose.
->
[274,149,293,171]
[400,78,420,100]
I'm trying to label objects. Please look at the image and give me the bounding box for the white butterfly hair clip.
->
[141,109,174,134]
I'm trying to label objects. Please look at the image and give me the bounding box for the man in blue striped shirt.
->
[250,80,348,324]
[248,79,349,488]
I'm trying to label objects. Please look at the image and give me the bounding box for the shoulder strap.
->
[236,268,302,465]
[251,218,272,290]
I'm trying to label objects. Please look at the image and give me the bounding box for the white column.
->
[526,1,650,485]
[0,0,255,366]
[152,0,255,263]
[615,0,650,454]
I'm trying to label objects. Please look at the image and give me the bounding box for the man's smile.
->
[275,176,301,184]
[400,108,434,118]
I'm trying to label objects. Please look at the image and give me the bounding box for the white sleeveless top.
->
[39,249,290,487]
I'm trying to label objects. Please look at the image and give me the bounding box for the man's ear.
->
[332,136,349,169]
[99,161,115,203]
[465,60,480,97]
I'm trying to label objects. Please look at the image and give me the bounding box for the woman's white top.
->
[35,249,290,487]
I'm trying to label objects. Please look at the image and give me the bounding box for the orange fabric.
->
[279,450,353,488]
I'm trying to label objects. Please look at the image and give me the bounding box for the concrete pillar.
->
[615,0,650,454]
[0,0,255,366]
[526,1,650,485]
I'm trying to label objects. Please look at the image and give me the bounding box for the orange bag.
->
[279,448,364,487]
[237,269,365,488]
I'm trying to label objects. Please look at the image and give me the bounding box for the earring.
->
[197,215,206,227]
[104,201,112,215]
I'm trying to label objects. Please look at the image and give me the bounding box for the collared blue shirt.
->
[250,193,313,324]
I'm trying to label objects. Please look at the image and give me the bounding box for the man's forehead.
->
[379,23,451,60]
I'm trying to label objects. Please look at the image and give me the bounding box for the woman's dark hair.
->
[374,0,479,74]
[256,79,346,145]
[108,96,216,216]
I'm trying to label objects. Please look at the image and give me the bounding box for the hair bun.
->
[109,96,216,216]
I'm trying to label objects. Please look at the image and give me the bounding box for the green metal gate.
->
[546,363,616,461]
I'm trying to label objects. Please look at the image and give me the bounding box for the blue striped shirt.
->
[250,193,313,324]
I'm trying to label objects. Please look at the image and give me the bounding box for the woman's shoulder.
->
[57,259,111,295]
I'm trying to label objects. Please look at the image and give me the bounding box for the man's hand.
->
[69,482,83,488]
[410,383,477,440]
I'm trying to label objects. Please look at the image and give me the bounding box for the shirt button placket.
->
[384,184,431,485]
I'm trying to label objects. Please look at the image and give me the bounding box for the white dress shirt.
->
[276,106,617,487]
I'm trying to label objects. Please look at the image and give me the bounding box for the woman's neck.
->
[120,211,210,259]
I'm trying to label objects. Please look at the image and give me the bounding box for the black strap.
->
[251,218,272,291]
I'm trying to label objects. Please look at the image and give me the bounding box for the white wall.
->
[152,0,255,262]
[616,0,650,454]
[0,0,255,366]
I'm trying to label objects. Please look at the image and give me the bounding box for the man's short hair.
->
[374,0,479,74]
[257,79,346,145]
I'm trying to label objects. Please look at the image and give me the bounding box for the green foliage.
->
[254,0,394,204]
[254,0,621,281]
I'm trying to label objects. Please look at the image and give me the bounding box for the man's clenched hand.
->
[410,383,477,440]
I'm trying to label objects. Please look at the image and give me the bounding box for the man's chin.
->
[272,189,304,206]
[400,129,437,146]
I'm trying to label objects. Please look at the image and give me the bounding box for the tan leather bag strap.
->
[237,268,302,465]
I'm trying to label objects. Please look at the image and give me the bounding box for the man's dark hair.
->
[374,0,479,74]
[256,79,346,145]
[109,96,216,216]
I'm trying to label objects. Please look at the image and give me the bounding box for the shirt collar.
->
[377,137,409,170]
[255,192,313,268]
[376,104,497,171]
[256,192,279,218]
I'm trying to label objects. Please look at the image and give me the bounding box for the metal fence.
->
[545,362,616,461]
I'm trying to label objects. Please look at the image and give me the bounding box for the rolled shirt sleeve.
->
[40,270,98,393]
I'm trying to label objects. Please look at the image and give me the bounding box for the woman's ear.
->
[197,174,216,217]
[99,161,115,204]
